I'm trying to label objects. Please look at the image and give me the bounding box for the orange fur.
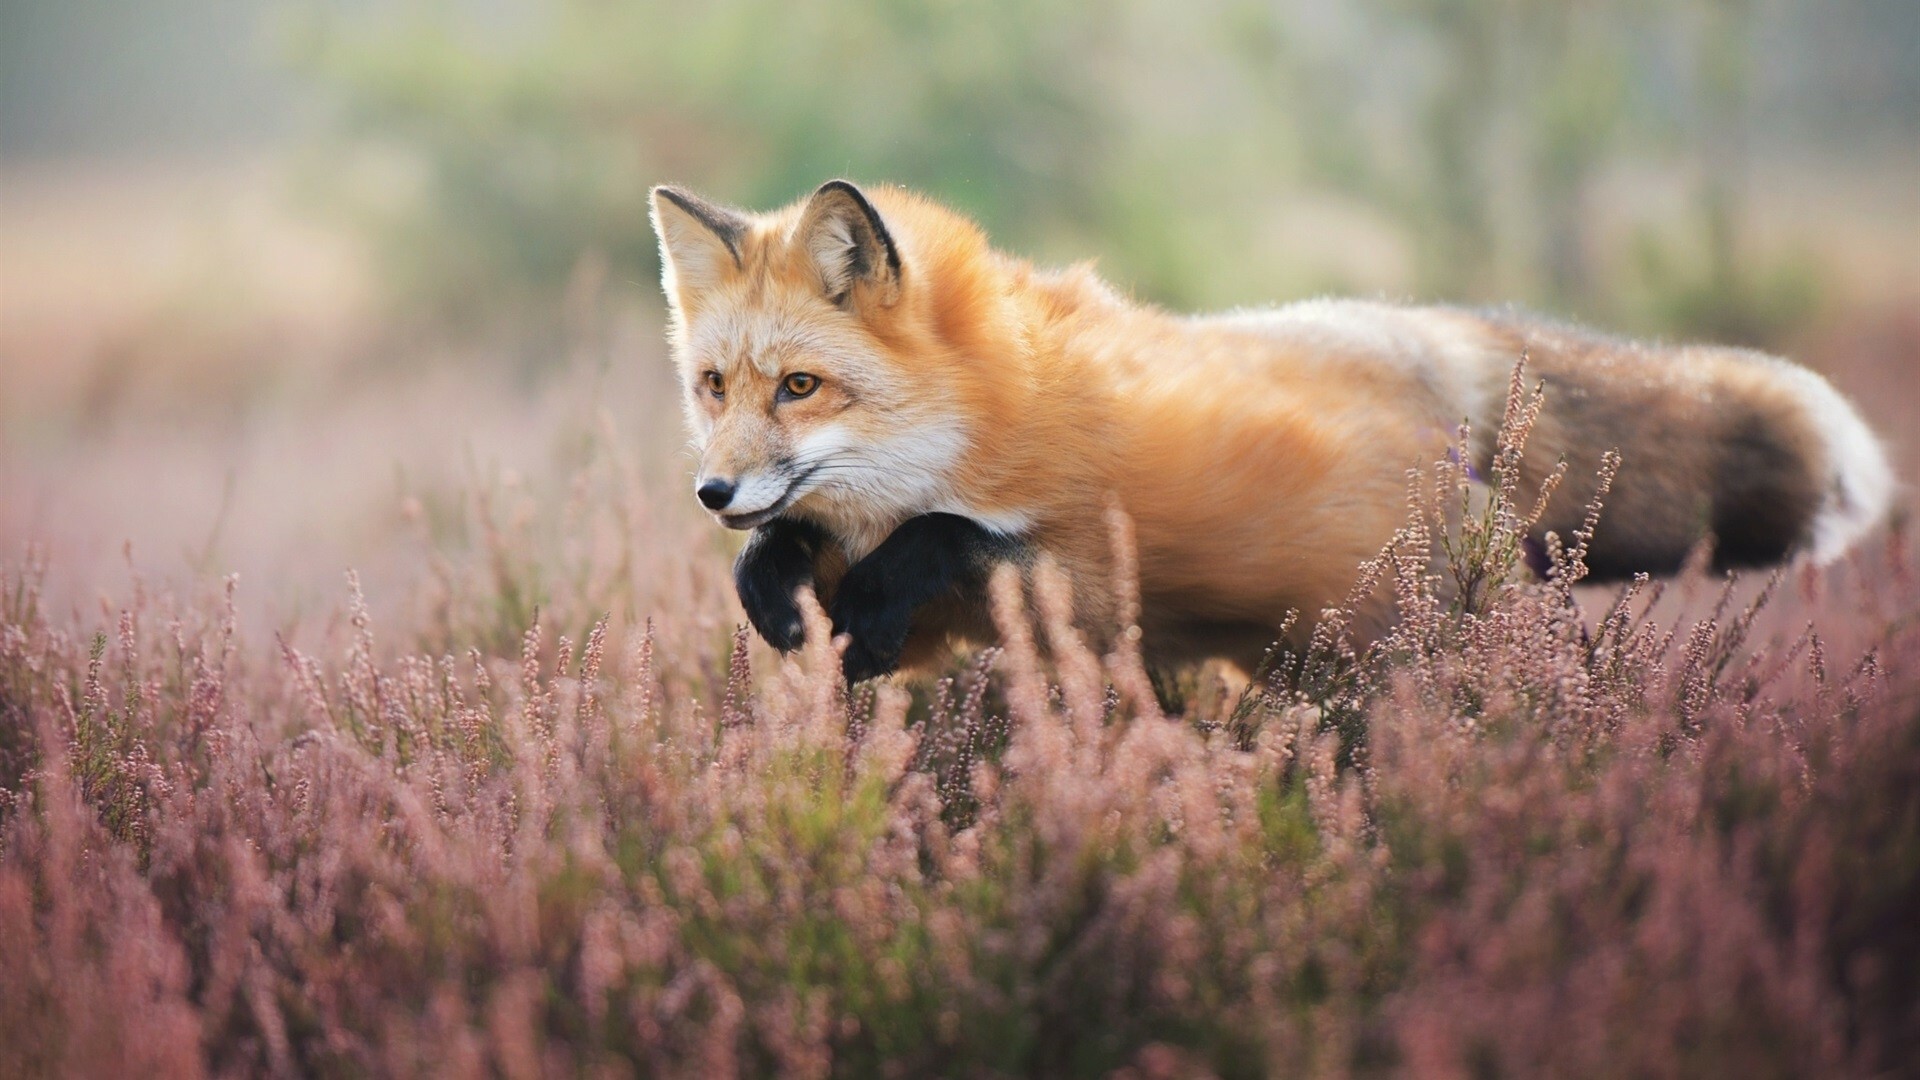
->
[652,181,1893,672]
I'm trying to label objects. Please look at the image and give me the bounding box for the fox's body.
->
[652,180,1893,675]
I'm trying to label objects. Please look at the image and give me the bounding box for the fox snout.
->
[693,465,805,530]
[695,415,805,527]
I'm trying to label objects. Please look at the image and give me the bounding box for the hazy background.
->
[4,0,1917,628]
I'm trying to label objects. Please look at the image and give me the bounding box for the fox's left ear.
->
[796,180,902,308]
[651,185,749,304]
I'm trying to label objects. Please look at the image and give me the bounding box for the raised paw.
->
[733,518,824,652]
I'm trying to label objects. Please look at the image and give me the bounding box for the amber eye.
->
[703,370,725,398]
[781,372,820,399]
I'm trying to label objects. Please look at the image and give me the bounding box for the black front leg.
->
[734,516,829,652]
[829,513,1019,682]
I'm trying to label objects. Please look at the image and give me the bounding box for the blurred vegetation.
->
[289,0,1864,346]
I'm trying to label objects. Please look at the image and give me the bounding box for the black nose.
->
[696,479,736,510]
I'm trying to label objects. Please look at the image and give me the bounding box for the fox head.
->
[650,180,1023,554]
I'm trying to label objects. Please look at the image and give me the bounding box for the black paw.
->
[827,563,914,682]
[823,513,1023,682]
[733,518,825,652]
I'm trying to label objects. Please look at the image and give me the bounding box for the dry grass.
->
[4,366,1918,1078]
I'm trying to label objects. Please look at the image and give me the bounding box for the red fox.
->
[651,180,1894,679]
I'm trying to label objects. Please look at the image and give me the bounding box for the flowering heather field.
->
[4,371,1919,1080]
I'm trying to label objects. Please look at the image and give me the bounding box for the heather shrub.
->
[2,375,1917,1076]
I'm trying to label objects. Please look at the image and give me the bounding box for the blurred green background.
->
[2,0,1917,618]
[297,0,1915,341]
[8,0,1919,337]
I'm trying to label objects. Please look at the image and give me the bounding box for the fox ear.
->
[796,180,902,308]
[651,185,748,303]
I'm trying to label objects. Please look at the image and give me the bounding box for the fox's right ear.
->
[650,185,748,304]
[796,180,902,308]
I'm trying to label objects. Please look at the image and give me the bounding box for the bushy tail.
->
[1475,327,1894,578]
[1764,360,1896,564]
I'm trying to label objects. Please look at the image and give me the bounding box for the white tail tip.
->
[1787,365,1895,564]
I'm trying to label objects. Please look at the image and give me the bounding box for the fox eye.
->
[780,372,820,399]
[703,370,725,398]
